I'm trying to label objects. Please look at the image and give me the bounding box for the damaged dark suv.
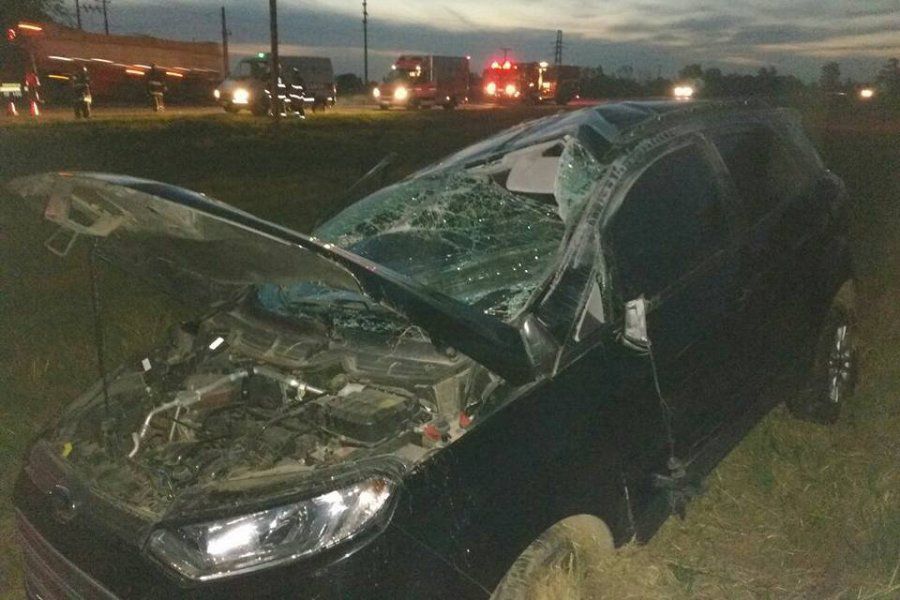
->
[12,101,855,599]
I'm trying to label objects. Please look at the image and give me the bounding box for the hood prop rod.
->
[88,239,112,417]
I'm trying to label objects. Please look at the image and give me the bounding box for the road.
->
[1,100,576,124]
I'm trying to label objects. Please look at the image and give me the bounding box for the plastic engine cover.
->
[320,388,414,444]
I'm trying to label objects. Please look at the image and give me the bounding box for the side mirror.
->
[621,296,650,352]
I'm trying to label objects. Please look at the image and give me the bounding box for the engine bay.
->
[52,308,499,517]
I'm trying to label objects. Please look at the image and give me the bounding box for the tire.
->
[787,280,858,424]
[492,515,614,600]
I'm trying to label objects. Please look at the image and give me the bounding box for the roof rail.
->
[612,97,778,144]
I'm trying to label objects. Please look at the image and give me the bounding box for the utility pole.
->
[220,6,230,76]
[553,30,563,68]
[269,0,280,119]
[75,0,82,30]
[102,0,109,35]
[362,0,368,85]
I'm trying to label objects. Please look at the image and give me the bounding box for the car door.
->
[708,126,825,394]
[605,137,744,463]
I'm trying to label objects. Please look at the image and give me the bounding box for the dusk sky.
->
[81,1,900,81]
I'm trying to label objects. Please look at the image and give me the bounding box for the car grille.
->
[17,510,118,600]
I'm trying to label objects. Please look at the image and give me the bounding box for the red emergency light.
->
[6,28,15,42]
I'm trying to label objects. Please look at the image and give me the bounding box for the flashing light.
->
[503,60,512,70]
[491,61,501,69]
[391,64,397,70]
[504,83,517,96]
[393,86,409,101]
[213,89,221,99]
[6,28,16,42]
[539,61,549,69]
[372,87,381,98]
[257,52,266,59]
[859,88,875,100]
[165,71,183,78]
[18,23,43,32]
[125,68,145,76]
[673,85,695,99]
[542,81,551,89]
[232,88,251,104]
[485,81,497,95]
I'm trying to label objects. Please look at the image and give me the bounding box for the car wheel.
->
[491,515,613,600]
[788,280,857,424]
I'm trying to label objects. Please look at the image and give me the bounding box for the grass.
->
[1,105,899,599]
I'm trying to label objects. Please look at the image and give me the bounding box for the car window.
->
[608,144,729,298]
[711,127,812,225]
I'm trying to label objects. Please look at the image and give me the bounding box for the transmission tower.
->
[553,30,563,67]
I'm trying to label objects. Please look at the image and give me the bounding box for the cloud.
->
[108,0,898,81]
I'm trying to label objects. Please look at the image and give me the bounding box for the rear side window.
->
[711,127,812,224]
[609,144,729,298]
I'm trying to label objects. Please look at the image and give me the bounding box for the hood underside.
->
[9,172,537,384]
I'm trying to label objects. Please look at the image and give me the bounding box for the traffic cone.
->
[29,100,40,117]
[5,99,17,117]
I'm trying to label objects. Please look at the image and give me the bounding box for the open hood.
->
[9,172,539,384]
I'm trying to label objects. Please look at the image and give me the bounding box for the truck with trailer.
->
[214,53,336,115]
[1,21,222,106]
[373,55,469,110]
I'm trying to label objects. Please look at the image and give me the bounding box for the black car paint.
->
[13,102,852,599]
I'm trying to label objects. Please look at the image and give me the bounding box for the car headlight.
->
[148,477,393,581]
[232,88,250,104]
[393,86,408,101]
[485,81,497,95]
[213,88,221,100]
[372,87,381,98]
[504,83,517,97]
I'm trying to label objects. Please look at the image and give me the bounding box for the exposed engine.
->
[52,308,497,516]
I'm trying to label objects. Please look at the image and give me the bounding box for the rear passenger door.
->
[709,127,825,386]
[606,138,744,459]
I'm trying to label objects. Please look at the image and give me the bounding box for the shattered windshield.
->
[259,137,605,322]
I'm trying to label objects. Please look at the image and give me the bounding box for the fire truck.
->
[482,58,580,105]
[481,58,522,102]
[373,55,469,110]
[1,21,222,105]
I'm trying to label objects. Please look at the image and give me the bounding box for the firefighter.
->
[72,65,92,119]
[23,69,42,117]
[289,67,306,118]
[265,65,289,118]
[146,64,166,112]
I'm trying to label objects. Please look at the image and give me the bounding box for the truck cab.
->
[373,55,469,110]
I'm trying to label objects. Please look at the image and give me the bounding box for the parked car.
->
[215,54,335,115]
[11,101,855,599]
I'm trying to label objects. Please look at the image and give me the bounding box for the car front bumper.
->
[14,464,487,599]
